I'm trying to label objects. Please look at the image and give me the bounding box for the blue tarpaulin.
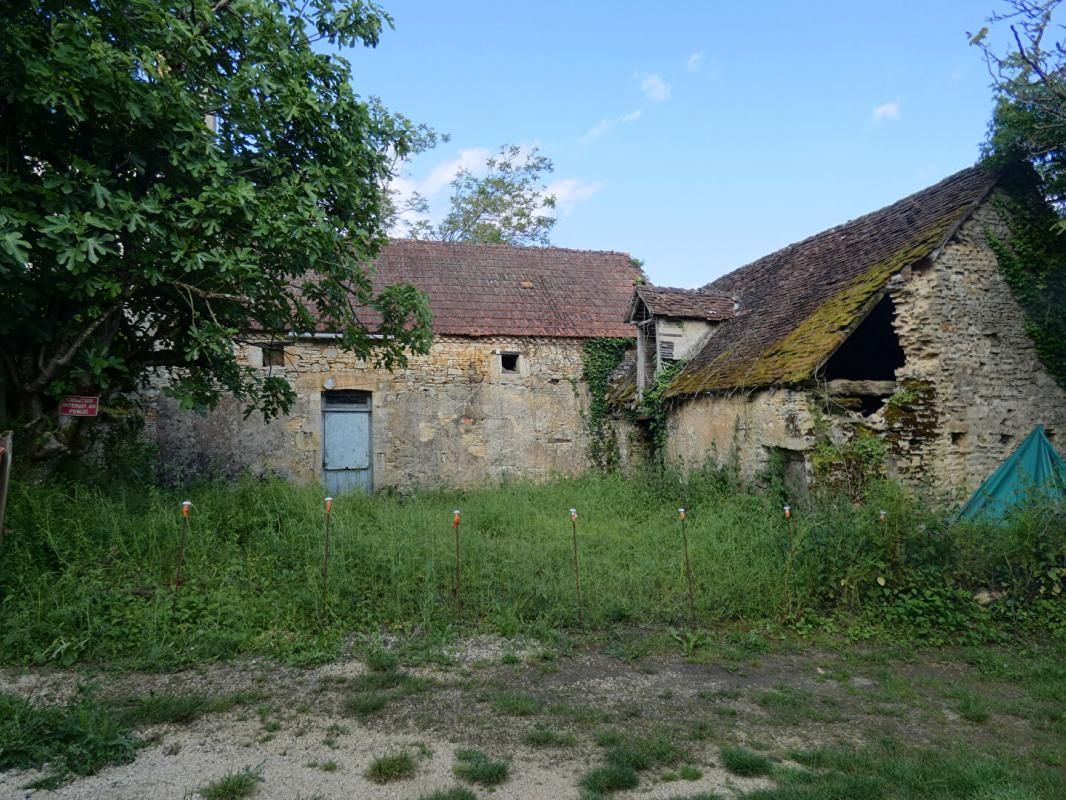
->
[957,425,1066,521]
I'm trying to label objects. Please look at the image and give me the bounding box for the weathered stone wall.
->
[665,388,819,480]
[146,336,594,490]
[664,199,1066,499]
[884,201,1066,499]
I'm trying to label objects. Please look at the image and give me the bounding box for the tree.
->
[0,0,438,455]
[971,1,1066,206]
[396,144,558,246]
[970,1,1066,388]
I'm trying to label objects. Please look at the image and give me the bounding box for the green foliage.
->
[811,428,887,502]
[580,763,639,794]
[452,749,510,787]
[115,691,253,726]
[199,766,264,800]
[525,726,577,747]
[638,360,686,460]
[0,473,1063,668]
[0,689,137,788]
[0,1,436,447]
[771,738,1066,800]
[720,745,772,777]
[986,176,1066,388]
[366,750,417,784]
[401,144,556,245]
[490,691,543,716]
[581,337,631,469]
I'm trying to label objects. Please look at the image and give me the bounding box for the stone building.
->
[631,165,1066,500]
[148,241,640,492]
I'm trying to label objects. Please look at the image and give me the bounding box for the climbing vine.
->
[580,337,630,470]
[638,360,686,461]
[988,169,1066,389]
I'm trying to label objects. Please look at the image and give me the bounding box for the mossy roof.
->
[667,164,998,398]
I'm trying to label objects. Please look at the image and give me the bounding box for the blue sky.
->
[343,1,1005,287]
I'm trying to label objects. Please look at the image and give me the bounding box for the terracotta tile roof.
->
[631,285,736,321]
[358,240,641,338]
[668,164,999,397]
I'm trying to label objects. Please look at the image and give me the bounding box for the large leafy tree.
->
[0,0,435,452]
[970,0,1066,387]
[396,144,557,246]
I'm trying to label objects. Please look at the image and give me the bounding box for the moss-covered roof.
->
[667,165,998,397]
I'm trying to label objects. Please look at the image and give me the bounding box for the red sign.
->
[59,396,99,417]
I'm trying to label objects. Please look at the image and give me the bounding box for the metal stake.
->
[783,504,794,615]
[679,508,696,625]
[570,508,584,624]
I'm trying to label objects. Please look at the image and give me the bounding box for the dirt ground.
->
[0,630,1051,799]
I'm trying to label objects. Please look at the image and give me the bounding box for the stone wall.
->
[664,199,1066,500]
[147,335,594,490]
[665,388,819,480]
[884,200,1066,498]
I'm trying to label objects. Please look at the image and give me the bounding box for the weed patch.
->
[366,751,416,784]
[580,763,639,794]
[720,745,772,777]
[525,725,577,747]
[199,766,263,800]
[489,691,542,716]
[453,749,510,787]
[0,690,137,788]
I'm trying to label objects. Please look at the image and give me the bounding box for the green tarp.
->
[957,425,1066,521]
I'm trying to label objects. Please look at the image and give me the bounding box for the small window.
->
[659,341,675,362]
[262,344,285,368]
[501,352,520,373]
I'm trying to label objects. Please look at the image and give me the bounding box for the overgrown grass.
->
[114,691,255,726]
[0,689,137,788]
[0,469,1062,668]
[721,745,773,777]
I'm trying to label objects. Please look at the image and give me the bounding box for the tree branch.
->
[24,302,124,394]
[173,282,253,305]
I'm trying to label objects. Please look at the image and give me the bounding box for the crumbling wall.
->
[147,336,593,490]
[665,388,818,479]
[663,200,1066,499]
[885,201,1066,498]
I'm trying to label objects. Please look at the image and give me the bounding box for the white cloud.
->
[686,52,703,72]
[545,178,604,215]
[636,72,671,103]
[419,147,490,196]
[872,100,901,124]
[578,110,642,144]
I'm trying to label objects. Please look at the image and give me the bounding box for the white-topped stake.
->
[569,507,583,623]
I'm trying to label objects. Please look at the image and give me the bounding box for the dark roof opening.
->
[501,352,519,373]
[822,295,905,382]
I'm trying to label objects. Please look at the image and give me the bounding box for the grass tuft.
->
[344,690,389,717]
[453,749,510,787]
[720,745,773,777]
[366,750,416,784]
[580,763,639,794]
[525,726,578,747]
[490,691,543,716]
[199,766,264,800]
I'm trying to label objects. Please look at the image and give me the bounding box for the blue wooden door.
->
[322,392,372,494]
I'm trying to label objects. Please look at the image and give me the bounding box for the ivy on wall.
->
[988,169,1066,389]
[580,337,631,469]
[638,360,686,461]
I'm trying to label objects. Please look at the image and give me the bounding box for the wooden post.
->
[321,497,333,616]
[570,508,583,624]
[175,500,191,591]
[0,431,12,546]
[679,508,696,626]
[783,504,793,615]
[452,510,462,616]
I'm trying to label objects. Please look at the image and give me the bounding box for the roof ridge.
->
[703,163,996,291]
[386,238,633,258]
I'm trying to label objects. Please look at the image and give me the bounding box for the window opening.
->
[262,344,285,368]
[659,340,675,362]
[501,352,519,373]
[822,295,905,381]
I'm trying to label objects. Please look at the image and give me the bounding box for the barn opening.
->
[822,295,906,415]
